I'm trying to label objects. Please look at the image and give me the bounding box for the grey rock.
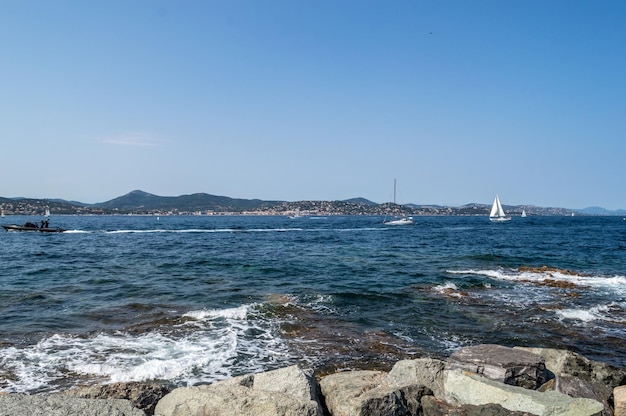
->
[444,368,604,416]
[0,393,145,416]
[614,385,626,416]
[320,369,431,416]
[515,347,626,388]
[387,358,446,398]
[421,395,535,416]
[154,365,323,416]
[552,375,612,416]
[447,344,548,389]
[64,381,172,415]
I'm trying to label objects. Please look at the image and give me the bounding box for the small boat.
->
[2,223,66,233]
[383,179,414,226]
[288,208,305,219]
[489,195,511,222]
[383,216,415,225]
[3,208,66,232]
[521,209,527,218]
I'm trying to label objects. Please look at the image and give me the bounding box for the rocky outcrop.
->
[2,345,623,416]
[154,365,323,416]
[0,393,145,416]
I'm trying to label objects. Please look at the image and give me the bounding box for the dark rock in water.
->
[64,381,172,415]
[446,344,548,389]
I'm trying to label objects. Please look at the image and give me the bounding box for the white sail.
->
[489,195,511,222]
[45,207,51,217]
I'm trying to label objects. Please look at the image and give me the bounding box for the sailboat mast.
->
[393,178,397,204]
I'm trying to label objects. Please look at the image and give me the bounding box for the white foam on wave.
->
[433,281,458,292]
[0,304,290,393]
[448,268,626,293]
[183,304,250,321]
[555,302,626,324]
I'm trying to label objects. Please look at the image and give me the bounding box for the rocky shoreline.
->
[1,344,625,416]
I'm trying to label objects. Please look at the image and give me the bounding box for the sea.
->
[1,214,625,393]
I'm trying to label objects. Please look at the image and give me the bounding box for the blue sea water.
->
[1,214,625,393]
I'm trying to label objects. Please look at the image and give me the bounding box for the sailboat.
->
[521,209,527,218]
[489,195,511,222]
[383,179,414,225]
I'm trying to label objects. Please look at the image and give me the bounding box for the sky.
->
[1,1,625,209]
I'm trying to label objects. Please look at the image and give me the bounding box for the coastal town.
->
[0,193,578,218]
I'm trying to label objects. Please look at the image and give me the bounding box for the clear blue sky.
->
[1,1,625,209]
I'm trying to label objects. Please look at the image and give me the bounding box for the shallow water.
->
[1,215,624,392]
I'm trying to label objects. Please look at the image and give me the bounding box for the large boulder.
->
[154,365,323,416]
[319,369,431,416]
[515,347,626,388]
[421,395,535,416]
[0,393,145,416]
[64,381,172,415]
[387,358,446,398]
[444,369,604,416]
[447,344,548,389]
[614,385,626,416]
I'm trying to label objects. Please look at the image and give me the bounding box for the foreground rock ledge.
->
[2,344,624,416]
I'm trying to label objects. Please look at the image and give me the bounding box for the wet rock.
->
[64,381,172,415]
[447,344,548,389]
[154,365,323,416]
[0,393,145,416]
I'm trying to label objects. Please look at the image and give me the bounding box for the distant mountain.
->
[343,197,377,205]
[94,190,282,212]
[48,198,90,207]
[578,206,626,216]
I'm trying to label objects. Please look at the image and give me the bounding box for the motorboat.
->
[2,222,66,233]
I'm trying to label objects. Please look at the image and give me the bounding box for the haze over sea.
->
[1,214,625,393]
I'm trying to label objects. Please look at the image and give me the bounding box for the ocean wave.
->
[554,302,626,324]
[0,304,289,394]
[447,267,626,292]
